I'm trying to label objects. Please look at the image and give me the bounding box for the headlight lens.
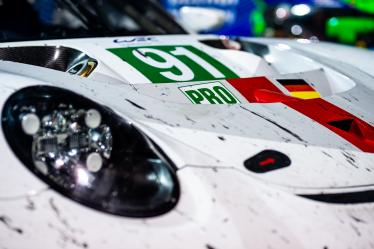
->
[2,86,179,217]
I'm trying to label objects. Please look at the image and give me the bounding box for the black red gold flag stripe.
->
[277,79,321,99]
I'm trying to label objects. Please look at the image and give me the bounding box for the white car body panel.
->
[0,35,374,248]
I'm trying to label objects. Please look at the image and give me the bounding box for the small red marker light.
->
[244,150,291,173]
[259,157,276,167]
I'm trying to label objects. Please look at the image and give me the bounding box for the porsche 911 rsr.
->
[1,0,374,249]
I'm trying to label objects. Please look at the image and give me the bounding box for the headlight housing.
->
[1,86,179,217]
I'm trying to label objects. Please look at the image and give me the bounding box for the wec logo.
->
[179,82,239,104]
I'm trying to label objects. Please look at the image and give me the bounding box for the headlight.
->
[1,86,179,217]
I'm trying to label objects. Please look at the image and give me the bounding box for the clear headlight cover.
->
[1,86,179,217]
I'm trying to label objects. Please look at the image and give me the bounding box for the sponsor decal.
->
[228,77,374,152]
[179,82,239,104]
[167,0,239,5]
[277,79,321,100]
[113,37,158,43]
[108,45,237,83]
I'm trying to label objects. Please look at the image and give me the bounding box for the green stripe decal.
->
[108,45,238,83]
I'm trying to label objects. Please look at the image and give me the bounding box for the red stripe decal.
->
[228,77,374,152]
[286,99,374,152]
[228,77,283,102]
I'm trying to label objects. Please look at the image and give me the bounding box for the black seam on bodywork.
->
[299,190,374,204]
[240,106,306,143]
[125,99,147,110]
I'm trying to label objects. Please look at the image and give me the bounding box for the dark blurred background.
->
[0,0,373,49]
[159,0,374,49]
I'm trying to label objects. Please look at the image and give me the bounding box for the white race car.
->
[1,0,374,248]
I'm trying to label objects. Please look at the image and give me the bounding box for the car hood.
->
[0,35,374,193]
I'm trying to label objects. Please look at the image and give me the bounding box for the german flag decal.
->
[277,79,321,100]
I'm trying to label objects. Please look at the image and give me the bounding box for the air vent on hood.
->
[328,119,356,132]
[327,118,371,139]
[326,118,374,146]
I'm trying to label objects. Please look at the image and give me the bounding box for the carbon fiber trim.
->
[0,46,97,76]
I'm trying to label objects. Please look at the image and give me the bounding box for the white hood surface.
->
[1,35,374,249]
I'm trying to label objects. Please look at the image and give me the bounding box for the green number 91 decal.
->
[108,45,238,83]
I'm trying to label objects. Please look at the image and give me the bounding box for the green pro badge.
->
[179,82,240,104]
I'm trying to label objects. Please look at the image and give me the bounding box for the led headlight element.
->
[2,86,179,217]
[26,105,112,180]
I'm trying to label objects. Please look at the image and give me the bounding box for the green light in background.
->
[249,0,267,37]
[250,10,266,36]
[343,0,374,14]
[328,17,339,26]
[326,17,374,44]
